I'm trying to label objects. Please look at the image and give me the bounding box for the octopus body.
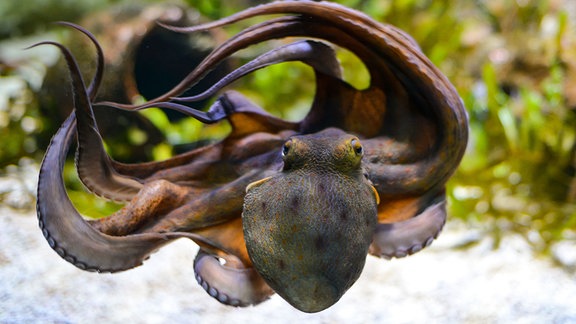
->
[34,1,468,313]
[243,129,379,312]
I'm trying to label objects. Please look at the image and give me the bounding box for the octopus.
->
[34,1,468,313]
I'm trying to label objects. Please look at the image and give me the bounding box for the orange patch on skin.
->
[195,217,252,266]
[371,186,380,205]
[377,196,421,223]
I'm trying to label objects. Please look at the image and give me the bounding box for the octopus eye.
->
[282,140,292,157]
[351,139,363,156]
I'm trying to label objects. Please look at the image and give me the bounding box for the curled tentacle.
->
[53,22,104,100]
[33,38,143,202]
[35,119,230,273]
[36,114,170,272]
[98,16,303,109]
[35,113,225,272]
[110,40,340,125]
[369,194,447,259]
[194,249,274,307]
[153,2,469,194]
[114,89,279,125]
[96,91,294,182]
[174,40,341,103]
[53,23,142,200]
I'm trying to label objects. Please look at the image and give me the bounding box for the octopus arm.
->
[36,114,173,272]
[194,250,274,306]
[52,22,104,101]
[56,25,335,192]
[159,2,468,194]
[369,193,446,259]
[34,37,143,202]
[173,40,341,103]
[99,16,312,109]
[190,218,275,307]
[36,113,229,272]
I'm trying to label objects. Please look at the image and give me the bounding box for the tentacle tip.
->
[23,41,58,51]
[155,21,173,29]
[53,21,72,26]
[156,21,189,33]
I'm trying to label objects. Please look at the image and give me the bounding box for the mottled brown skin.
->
[35,1,468,312]
[243,129,379,312]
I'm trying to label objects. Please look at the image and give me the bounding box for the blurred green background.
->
[0,0,574,269]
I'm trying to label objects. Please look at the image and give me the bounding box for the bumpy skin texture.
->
[35,1,468,313]
[243,129,379,312]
